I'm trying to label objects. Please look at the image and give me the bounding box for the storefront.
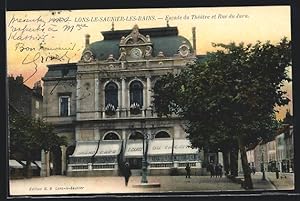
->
[68,141,99,172]
[124,140,143,169]
[92,140,122,175]
[147,139,173,175]
[173,139,201,174]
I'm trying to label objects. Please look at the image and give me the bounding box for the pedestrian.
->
[251,166,256,175]
[218,163,223,178]
[215,164,220,178]
[185,163,191,178]
[208,162,215,178]
[122,162,131,186]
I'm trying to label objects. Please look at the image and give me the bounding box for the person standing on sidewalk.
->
[208,161,215,178]
[185,163,191,178]
[122,162,132,186]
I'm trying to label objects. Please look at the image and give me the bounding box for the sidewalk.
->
[265,172,294,190]
[238,172,294,191]
[10,173,292,196]
[10,175,244,196]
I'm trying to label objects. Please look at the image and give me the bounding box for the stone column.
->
[142,80,146,115]
[95,75,99,119]
[146,76,151,108]
[94,127,100,140]
[122,130,126,160]
[238,150,243,174]
[75,126,80,141]
[218,151,224,166]
[76,77,81,119]
[41,149,50,177]
[61,145,67,175]
[121,78,126,108]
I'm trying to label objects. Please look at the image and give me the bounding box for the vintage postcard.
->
[6,6,293,196]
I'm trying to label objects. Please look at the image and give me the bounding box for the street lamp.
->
[130,121,153,184]
[140,121,154,184]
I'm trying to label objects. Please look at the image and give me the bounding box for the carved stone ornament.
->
[107,54,116,62]
[178,41,190,57]
[157,51,165,58]
[118,47,127,61]
[81,50,95,63]
[144,46,153,58]
[120,24,151,46]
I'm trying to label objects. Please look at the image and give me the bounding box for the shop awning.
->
[124,140,143,157]
[9,160,23,169]
[21,161,40,169]
[95,140,122,156]
[147,139,173,155]
[71,141,99,157]
[173,139,198,155]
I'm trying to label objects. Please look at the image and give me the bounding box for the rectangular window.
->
[59,96,70,117]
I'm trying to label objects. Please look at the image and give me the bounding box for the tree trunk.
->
[230,145,238,177]
[25,160,32,178]
[238,137,253,189]
[222,148,230,175]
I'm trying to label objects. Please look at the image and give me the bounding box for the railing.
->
[92,164,116,169]
[178,162,196,167]
[149,163,173,168]
[70,165,89,170]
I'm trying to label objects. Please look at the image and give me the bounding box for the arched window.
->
[155,131,170,138]
[105,82,118,108]
[129,80,143,108]
[129,131,144,140]
[103,132,120,140]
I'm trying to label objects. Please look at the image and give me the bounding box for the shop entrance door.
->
[128,158,142,169]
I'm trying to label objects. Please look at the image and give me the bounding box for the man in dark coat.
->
[185,163,191,178]
[208,162,215,178]
[123,162,131,186]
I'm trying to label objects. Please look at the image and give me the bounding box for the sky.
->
[6,6,292,119]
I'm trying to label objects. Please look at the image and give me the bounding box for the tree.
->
[9,110,67,177]
[282,109,293,125]
[153,38,291,189]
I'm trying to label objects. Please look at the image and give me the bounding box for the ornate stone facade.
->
[43,25,203,176]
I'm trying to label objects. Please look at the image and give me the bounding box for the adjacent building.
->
[247,125,294,173]
[8,75,43,177]
[42,25,204,176]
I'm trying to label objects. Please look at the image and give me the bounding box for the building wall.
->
[42,25,203,176]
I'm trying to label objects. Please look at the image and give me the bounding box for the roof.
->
[85,26,194,60]
[8,78,43,100]
[43,63,77,80]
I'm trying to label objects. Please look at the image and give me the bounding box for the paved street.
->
[9,173,294,196]
[264,172,294,190]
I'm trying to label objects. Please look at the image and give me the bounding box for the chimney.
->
[85,34,90,47]
[192,27,196,55]
[33,80,42,95]
[16,74,24,84]
[8,74,14,82]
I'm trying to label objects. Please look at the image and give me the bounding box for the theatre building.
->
[42,24,205,176]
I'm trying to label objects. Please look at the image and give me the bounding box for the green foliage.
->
[9,111,67,160]
[282,109,293,125]
[153,38,291,149]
